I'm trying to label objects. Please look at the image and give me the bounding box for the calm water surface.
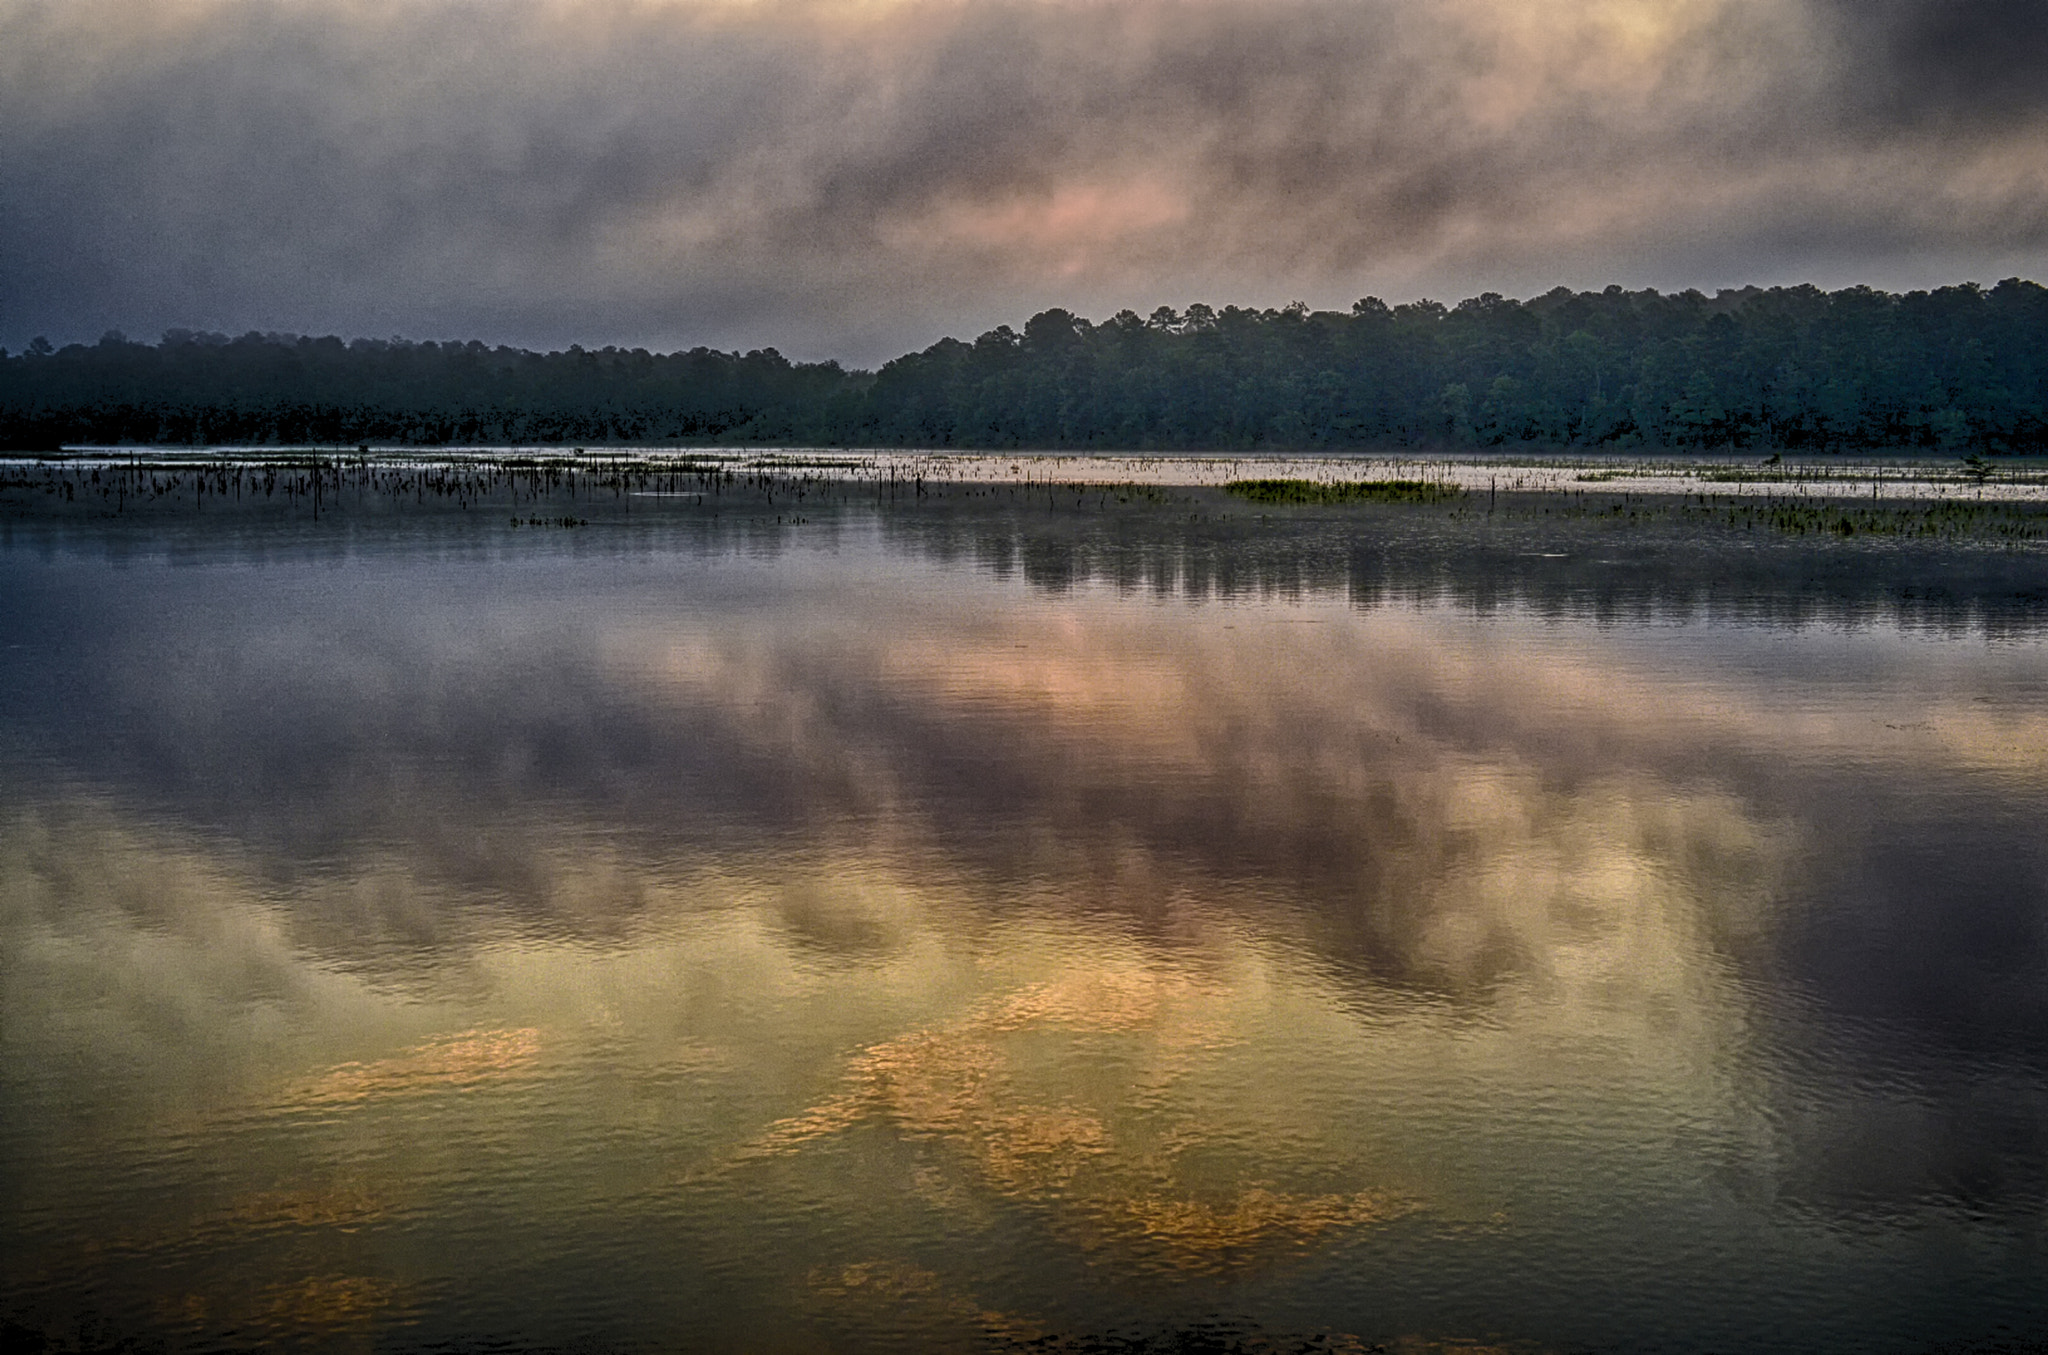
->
[3,496,2046,1352]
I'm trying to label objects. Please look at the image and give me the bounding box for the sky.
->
[2,0,2045,366]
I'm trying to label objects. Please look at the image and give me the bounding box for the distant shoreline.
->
[8,283,2047,456]
[13,446,2048,504]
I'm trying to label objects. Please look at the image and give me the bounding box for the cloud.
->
[1829,0,2048,125]
[1,0,2045,361]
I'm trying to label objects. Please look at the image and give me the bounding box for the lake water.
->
[3,476,2047,1352]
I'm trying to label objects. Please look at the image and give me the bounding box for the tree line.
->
[4,279,2045,453]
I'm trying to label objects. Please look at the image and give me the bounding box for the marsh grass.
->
[4,453,2045,550]
[1224,479,1464,506]
[1700,469,1819,484]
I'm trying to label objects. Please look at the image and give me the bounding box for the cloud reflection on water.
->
[2,522,2046,1347]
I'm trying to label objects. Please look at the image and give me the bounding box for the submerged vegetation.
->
[4,279,2047,453]
[1226,478,1463,505]
[3,452,2043,554]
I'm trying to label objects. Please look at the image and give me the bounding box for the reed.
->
[1223,478,1464,506]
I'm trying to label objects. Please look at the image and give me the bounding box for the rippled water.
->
[3,490,2046,1352]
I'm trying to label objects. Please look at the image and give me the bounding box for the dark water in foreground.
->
[3,489,2047,1353]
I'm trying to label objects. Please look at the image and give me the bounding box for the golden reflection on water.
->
[807,1258,1051,1347]
[279,1027,545,1109]
[160,1272,411,1343]
[4,755,1773,1329]
[18,1166,415,1343]
[748,966,1419,1274]
[8,566,2043,1347]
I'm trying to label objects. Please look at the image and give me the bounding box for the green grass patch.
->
[1224,478,1463,506]
[1698,469,1805,483]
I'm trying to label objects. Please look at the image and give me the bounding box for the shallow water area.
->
[2,474,2047,1353]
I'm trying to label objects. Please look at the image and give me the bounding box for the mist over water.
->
[3,494,2046,1352]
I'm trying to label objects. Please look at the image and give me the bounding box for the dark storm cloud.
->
[0,0,2043,362]
[1832,0,2048,124]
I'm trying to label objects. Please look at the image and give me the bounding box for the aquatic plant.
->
[1223,478,1464,506]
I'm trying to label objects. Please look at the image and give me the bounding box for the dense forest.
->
[4,279,2045,453]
